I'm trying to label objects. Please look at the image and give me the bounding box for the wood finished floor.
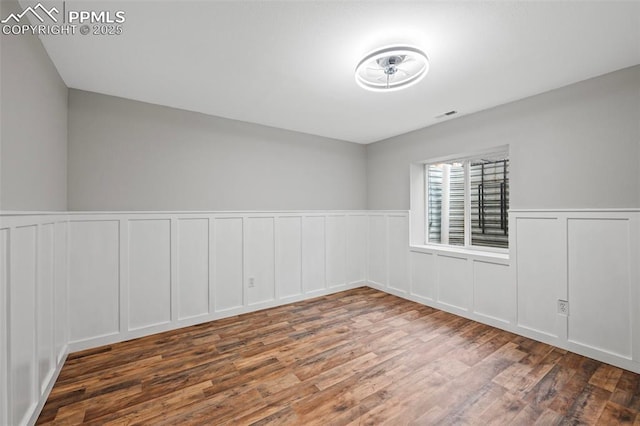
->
[38,287,639,425]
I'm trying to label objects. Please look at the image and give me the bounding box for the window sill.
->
[409,244,510,263]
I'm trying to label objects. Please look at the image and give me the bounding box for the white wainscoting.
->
[346,215,367,286]
[176,218,209,320]
[245,216,276,306]
[372,212,512,330]
[0,214,69,426]
[275,217,302,300]
[3,208,640,425]
[301,216,326,294]
[326,215,346,289]
[214,217,244,312]
[373,209,640,374]
[567,218,632,359]
[367,214,387,287]
[65,211,370,351]
[1,210,371,425]
[514,216,566,339]
[68,220,120,343]
[1,228,8,426]
[512,210,640,371]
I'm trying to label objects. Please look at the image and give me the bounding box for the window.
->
[425,150,509,250]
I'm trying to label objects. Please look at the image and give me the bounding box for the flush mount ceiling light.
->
[355,46,429,92]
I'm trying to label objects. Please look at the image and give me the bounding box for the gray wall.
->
[0,1,68,211]
[4,6,636,214]
[68,90,367,211]
[367,65,640,210]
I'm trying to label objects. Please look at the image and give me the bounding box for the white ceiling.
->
[30,1,640,144]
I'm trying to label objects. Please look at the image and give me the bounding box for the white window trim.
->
[409,243,509,263]
[410,145,510,255]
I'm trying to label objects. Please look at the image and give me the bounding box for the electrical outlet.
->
[248,277,255,288]
[558,300,569,316]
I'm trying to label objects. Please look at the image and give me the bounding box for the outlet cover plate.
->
[558,300,569,316]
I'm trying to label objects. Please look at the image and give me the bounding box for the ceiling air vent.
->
[435,110,457,119]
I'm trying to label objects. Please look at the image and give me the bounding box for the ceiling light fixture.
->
[355,46,429,92]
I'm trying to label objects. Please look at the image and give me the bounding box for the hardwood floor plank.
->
[37,287,640,425]
[523,363,578,411]
[534,408,565,425]
[612,370,640,411]
[590,364,625,392]
[597,401,637,425]
[562,384,611,424]
[98,381,213,425]
[477,392,527,425]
